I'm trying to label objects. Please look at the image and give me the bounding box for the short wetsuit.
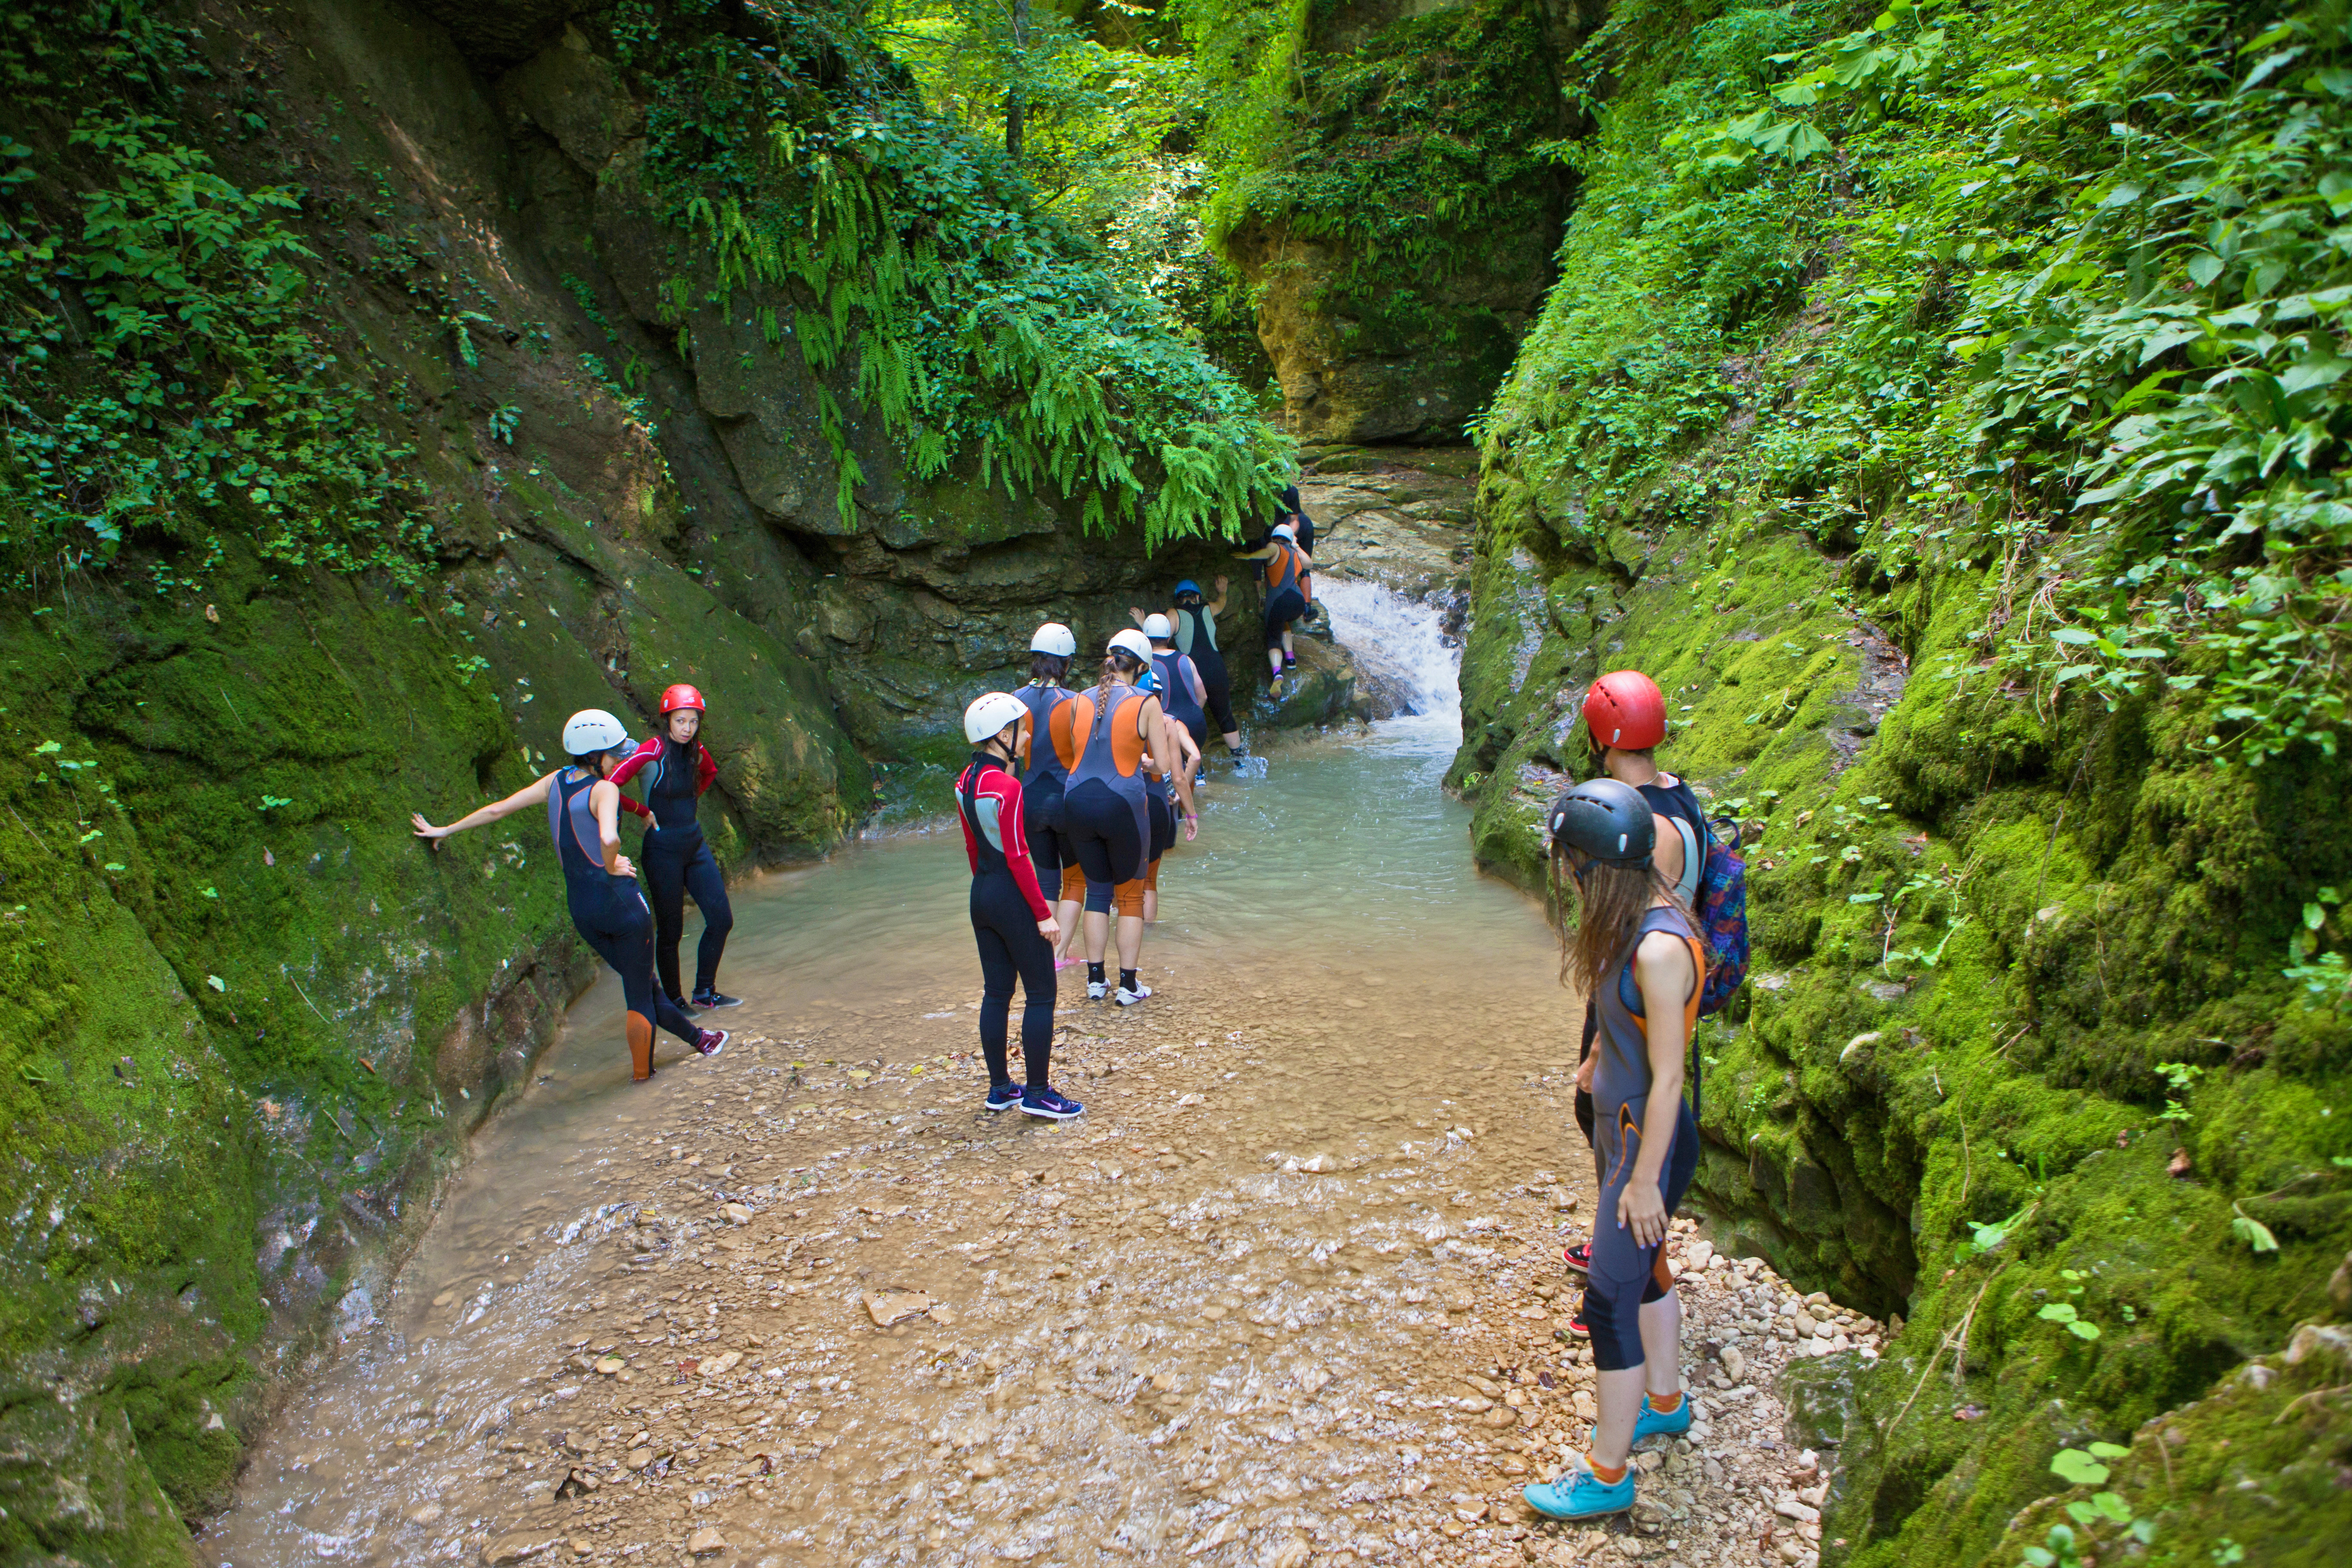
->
[956,753,1056,1091]
[1578,775,1711,1146]
[1152,647,1209,752]
[610,735,732,1001]
[1057,683,1154,917]
[548,768,703,1080]
[1581,905,1706,1372]
[1173,605,1237,737]
[1263,542,1311,649]
[1013,683,1073,888]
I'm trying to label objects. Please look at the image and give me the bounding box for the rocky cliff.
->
[1451,0,2352,1562]
[0,1,1297,1559]
[1200,0,1595,444]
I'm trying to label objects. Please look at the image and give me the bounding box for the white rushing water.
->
[1315,577,1462,754]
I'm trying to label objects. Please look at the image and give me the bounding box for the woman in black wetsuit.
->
[412,710,727,1081]
[609,684,739,1012]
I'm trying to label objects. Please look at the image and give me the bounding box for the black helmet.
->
[1547,777,1654,868]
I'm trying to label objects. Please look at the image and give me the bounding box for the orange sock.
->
[1648,1390,1685,1414]
[1584,1451,1628,1485]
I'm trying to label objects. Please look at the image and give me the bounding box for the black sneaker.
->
[694,1029,728,1058]
[692,989,743,1008]
[669,992,697,1013]
[1562,1240,1592,1275]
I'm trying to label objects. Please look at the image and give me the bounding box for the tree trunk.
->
[1005,0,1029,162]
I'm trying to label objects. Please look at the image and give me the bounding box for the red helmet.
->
[658,683,705,716]
[1582,670,1666,750]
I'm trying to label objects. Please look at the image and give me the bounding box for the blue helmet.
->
[1173,579,1200,597]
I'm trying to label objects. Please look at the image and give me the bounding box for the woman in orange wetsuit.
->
[1050,630,1197,1005]
[1235,522,1312,686]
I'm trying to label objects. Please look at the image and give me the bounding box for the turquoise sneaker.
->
[1587,1390,1694,1448]
[1523,1461,1635,1521]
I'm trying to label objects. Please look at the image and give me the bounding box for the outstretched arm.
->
[1208,576,1230,616]
[413,771,557,841]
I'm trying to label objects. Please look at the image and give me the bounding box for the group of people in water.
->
[407,472,1709,1524]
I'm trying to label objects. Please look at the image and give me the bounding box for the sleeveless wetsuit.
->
[1580,905,1705,1373]
[1577,775,1712,1146]
[548,768,703,1080]
[1263,542,1310,650]
[610,735,732,1002]
[1152,648,1209,751]
[1173,605,1236,737]
[1013,682,1073,890]
[956,753,1056,1092]
[1057,683,1154,917]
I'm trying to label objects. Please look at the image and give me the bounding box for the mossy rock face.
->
[1210,0,1588,445]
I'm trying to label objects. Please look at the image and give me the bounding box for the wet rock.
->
[593,1356,626,1375]
[864,1290,933,1327]
[685,1526,728,1556]
[409,1503,446,1526]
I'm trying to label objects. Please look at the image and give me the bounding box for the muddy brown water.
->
[205,623,1823,1568]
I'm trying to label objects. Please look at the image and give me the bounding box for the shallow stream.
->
[203,588,1833,1568]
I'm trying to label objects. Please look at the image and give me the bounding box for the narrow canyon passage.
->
[205,597,1869,1568]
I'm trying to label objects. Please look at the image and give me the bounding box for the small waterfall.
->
[1316,577,1463,744]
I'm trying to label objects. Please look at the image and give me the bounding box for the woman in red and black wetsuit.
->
[608,684,739,1012]
[957,693,1079,1121]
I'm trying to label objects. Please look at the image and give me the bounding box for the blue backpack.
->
[1694,814,1750,1017]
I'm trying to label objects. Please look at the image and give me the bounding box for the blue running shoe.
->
[1586,1390,1694,1449]
[985,1081,1025,1112]
[1021,1085,1084,1120]
[1523,1461,1635,1521]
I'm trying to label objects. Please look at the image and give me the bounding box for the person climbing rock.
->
[411,710,726,1082]
[1052,630,1196,1005]
[1138,579,1244,769]
[1011,622,1084,970]
[1235,524,1313,687]
[1525,776,1703,1522]
[1562,670,1711,1285]
[955,692,1079,1121]
[607,684,738,1012]
[1132,658,1201,925]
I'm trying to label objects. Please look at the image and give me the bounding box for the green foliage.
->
[1180,0,1567,329]
[620,0,1285,544]
[0,3,425,585]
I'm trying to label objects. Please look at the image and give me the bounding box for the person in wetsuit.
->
[411,710,727,1081]
[1524,776,1702,1523]
[608,684,738,1012]
[1132,658,1202,926]
[1050,630,1197,1005]
[1011,622,1086,973]
[956,693,1080,1120]
[1173,579,1245,766]
[1559,670,1714,1296]
[1142,614,1210,787]
[1234,523,1313,686]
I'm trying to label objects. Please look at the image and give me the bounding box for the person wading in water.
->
[608,684,739,1013]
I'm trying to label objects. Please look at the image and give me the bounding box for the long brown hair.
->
[1093,649,1146,718]
[1548,839,1697,995]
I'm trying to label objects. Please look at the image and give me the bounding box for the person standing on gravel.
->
[955,693,1078,1120]
[1011,622,1085,969]
[606,684,740,1013]
[1525,776,1702,1523]
[1561,669,1712,1299]
[411,710,728,1082]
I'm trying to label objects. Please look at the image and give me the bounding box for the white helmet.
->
[1142,613,1174,641]
[1029,622,1078,657]
[1271,522,1296,542]
[963,692,1029,746]
[1106,629,1155,666]
[562,709,631,758]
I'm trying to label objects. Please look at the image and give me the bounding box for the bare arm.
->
[1148,701,1198,822]
[413,771,556,841]
[1208,576,1230,616]
[1620,928,1696,1246]
[1651,811,1685,891]
[591,779,635,879]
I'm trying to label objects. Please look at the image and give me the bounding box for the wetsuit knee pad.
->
[1582,1282,1644,1373]
[1642,1250,1677,1306]
[627,1011,655,1082]
[1145,857,1161,892]
[1114,878,1145,917]
[1084,881,1115,914]
[1060,864,1087,904]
